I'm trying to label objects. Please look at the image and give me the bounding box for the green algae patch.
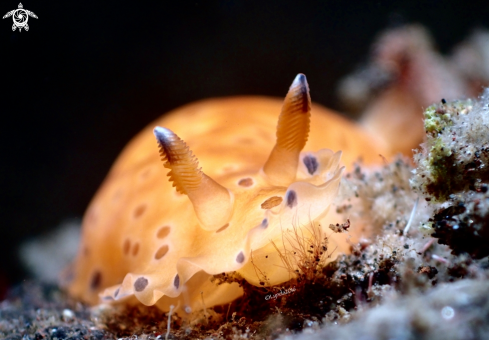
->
[412,99,480,202]
[424,104,453,136]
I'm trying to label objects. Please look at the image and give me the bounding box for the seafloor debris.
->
[295,279,489,340]
[430,195,489,259]
[411,91,489,259]
[0,282,111,340]
[411,93,489,201]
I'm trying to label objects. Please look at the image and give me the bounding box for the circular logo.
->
[3,4,38,32]
[13,9,27,27]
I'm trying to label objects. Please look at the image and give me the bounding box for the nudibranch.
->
[65,74,389,313]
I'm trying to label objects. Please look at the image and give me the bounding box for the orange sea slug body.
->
[66,74,398,313]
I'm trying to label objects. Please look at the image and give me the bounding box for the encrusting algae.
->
[411,90,489,259]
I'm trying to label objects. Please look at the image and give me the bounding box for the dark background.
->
[1,0,488,295]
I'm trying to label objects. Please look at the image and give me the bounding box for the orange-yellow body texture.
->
[66,77,393,313]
